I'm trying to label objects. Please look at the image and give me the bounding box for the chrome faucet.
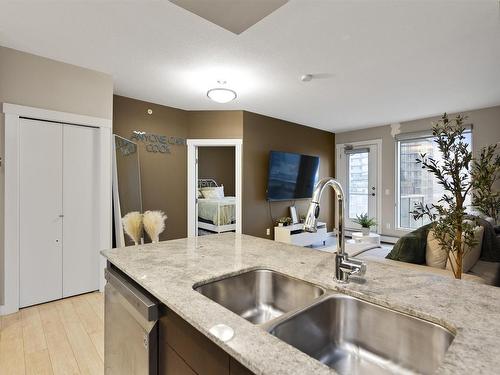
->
[304,177,366,283]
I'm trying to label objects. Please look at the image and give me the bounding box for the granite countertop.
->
[101,233,500,374]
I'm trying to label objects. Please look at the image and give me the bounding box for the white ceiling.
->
[1,0,499,132]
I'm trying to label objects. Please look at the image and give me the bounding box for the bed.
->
[197,179,236,234]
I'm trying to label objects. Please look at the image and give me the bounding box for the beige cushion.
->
[446,226,484,273]
[200,186,224,199]
[426,230,448,269]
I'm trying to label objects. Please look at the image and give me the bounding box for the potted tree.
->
[411,113,476,279]
[353,213,377,236]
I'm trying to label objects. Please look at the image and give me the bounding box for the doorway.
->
[336,140,382,233]
[187,139,242,237]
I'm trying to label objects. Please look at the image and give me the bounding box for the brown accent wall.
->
[113,96,336,242]
[242,112,335,239]
[198,147,236,196]
[188,111,243,139]
[113,97,245,240]
[113,95,189,240]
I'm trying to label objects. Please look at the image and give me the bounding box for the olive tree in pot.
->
[411,113,476,279]
[471,143,500,225]
[353,213,377,236]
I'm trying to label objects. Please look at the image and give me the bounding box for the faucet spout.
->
[304,177,366,283]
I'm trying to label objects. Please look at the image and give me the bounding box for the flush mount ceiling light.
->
[207,87,237,103]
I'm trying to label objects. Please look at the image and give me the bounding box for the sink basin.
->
[269,294,455,375]
[194,269,324,324]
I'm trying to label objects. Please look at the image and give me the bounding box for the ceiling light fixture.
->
[207,85,237,103]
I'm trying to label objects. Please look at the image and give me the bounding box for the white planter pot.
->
[361,227,370,236]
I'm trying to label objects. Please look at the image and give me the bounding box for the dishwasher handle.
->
[105,267,159,321]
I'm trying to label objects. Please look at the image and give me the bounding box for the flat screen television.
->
[266,151,320,201]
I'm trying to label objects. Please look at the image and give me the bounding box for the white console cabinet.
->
[274,222,328,247]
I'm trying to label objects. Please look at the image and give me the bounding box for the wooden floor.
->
[0,292,104,375]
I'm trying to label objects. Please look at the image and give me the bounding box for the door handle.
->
[59,214,64,218]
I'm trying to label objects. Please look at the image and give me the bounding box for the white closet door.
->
[19,119,63,307]
[62,124,100,297]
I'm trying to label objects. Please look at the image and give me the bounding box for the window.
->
[397,130,472,229]
[347,151,369,219]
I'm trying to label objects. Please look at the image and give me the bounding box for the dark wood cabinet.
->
[229,358,254,375]
[161,345,197,375]
[159,308,254,375]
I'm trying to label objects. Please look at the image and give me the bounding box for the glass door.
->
[338,144,379,232]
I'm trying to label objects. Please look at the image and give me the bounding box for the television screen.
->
[266,151,320,200]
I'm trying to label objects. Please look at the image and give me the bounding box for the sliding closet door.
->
[19,119,63,307]
[62,124,100,297]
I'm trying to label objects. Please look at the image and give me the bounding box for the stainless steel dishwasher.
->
[105,265,159,375]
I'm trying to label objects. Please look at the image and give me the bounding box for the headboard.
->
[198,179,219,188]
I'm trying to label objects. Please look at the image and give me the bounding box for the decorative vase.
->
[361,227,370,236]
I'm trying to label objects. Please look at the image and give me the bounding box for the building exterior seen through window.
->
[398,132,472,229]
[348,152,369,219]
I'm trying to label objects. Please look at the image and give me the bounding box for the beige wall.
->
[198,147,236,196]
[0,46,114,304]
[0,46,113,119]
[243,111,335,239]
[336,105,500,237]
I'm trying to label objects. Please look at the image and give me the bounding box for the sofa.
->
[352,217,500,286]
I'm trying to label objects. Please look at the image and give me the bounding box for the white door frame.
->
[187,139,242,237]
[336,139,382,233]
[1,103,112,315]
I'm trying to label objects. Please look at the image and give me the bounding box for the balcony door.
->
[337,141,381,233]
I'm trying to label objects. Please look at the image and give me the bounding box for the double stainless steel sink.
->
[194,269,324,324]
[194,269,455,375]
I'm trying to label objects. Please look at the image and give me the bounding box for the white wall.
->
[336,105,500,238]
[0,46,113,304]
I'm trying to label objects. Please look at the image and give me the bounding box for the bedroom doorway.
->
[187,139,243,237]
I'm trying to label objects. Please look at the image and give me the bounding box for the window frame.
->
[395,126,473,231]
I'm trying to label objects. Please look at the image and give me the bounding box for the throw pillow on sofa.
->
[386,224,431,264]
[426,230,448,269]
[426,226,484,273]
[446,226,484,273]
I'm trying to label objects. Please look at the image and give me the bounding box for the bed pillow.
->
[201,186,224,199]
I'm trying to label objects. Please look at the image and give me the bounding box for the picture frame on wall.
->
[290,206,299,224]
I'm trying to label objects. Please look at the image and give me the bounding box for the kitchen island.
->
[101,233,500,374]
